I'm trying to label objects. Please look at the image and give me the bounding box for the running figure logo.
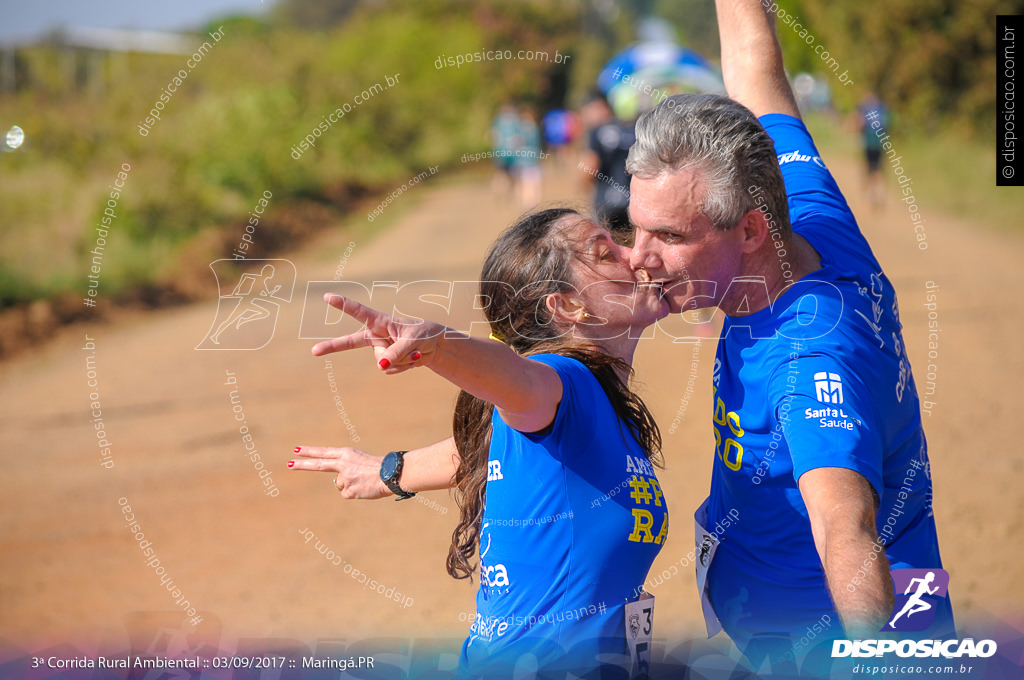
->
[881,568,949,632]
[196,259,296,350]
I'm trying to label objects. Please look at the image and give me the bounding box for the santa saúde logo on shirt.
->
[814,372,843,403]
[804,372,859,431]
[881,569,949,632]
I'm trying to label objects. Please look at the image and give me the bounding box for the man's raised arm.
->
[715,0,801,119]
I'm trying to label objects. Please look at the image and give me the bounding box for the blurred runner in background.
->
[580,93,635,238]
[542,107,580,167]
[490,101,522,201]
[515,105,543,210]
[857,92,889,211]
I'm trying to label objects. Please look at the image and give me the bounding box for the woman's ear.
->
[545,292,587,325]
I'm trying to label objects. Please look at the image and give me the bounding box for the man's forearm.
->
[823,530,895,638]
[800,467,895,638]
[715,0,800,118]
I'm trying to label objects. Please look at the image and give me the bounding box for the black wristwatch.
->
[380,450,416,501]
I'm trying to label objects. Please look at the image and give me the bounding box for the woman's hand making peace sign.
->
[309,292,563,434]
[311,293,445,374]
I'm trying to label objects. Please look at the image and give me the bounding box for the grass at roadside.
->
[804,112,1020,235]
[0,2,602,311]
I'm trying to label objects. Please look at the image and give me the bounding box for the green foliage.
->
[273,0,363,30]
[806,112,1024,237]
[0,0,608,307]
[772,0,1017,135]
[647,0,1011,139]
[650,0,720,59]
[14,0,1006,312]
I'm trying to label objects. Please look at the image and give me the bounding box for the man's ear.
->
[545,292,587,325]
[739,207,771,254]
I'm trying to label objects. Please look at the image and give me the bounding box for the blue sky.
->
[0,0,272,45]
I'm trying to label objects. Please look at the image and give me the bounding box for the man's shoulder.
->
[748,272,880,353]
[795,213,883,282]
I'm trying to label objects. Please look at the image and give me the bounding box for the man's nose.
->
[629,230,659,271]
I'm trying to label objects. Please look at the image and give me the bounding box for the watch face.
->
[380,452,399,481]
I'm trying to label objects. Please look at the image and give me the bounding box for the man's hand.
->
[715,0,801,119]
[799,466,895,638]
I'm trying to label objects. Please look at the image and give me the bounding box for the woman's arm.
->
[290,437,460,497]
[311,294,563,433]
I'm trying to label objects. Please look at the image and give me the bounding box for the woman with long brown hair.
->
[291,208,669,677]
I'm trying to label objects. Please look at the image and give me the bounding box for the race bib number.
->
[625,592,654,679]
[695,499,723,638]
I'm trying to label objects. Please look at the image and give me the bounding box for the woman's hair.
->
[446,207,663,580]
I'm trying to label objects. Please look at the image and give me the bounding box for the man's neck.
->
[721,234,822,317]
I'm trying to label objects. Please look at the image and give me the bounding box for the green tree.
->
[274,0,363,30]
[651,0,720,59]
[794,0,1023,136]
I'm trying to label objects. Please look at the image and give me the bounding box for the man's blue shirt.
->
[703,114,952,653]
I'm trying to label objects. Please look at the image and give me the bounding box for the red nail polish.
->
[410,351,421,361]
[287,461,295,468]
[379,358,391,370]
[293,446,301,453]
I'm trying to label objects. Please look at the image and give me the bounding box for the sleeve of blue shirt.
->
[768,353,886,501]
[759,114,853,223]
[517,354,601,461]
[759,113,875,265]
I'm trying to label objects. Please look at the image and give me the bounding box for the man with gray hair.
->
[627,0,952,667]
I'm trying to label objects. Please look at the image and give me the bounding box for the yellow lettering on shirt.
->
[629,508,655,543]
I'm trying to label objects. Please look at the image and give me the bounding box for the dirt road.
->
[1,149,1020,658]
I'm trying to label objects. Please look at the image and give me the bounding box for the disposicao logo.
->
[832,568,997,659]
[831,638,996,659]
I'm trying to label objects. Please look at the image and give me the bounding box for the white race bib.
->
[694,498,723,638]
[625,592,654,679]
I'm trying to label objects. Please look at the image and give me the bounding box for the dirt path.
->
[1,147,1021,657]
